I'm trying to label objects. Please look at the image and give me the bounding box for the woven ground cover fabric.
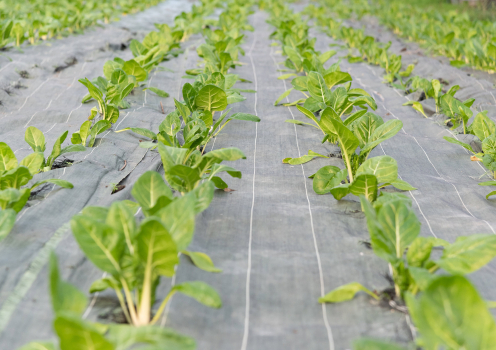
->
[0,1,496,350]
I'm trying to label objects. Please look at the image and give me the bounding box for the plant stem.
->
[114,287,132,324]
[137,264,153,325]
[121,278,139,325]
[150,290,176,325]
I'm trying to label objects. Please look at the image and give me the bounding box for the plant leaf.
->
[49,253,87,315]
[183,251,222,273]
[195,84,227,112]
[406,275,496,350]
[319,282,378,303]
[437,234,496,275]
[172,281,222,308]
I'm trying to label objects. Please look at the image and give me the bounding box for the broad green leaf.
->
[137,218,178,278]
[182,83,197,112]
[174,98,191,120]
[437,234,496,275]
[204,147,246,162]
[350,174,378,202]
[122,127,157,140]
[483,135,496,156]
[406,237,433,268]
[278,73,297,80]
[283,150,328,165]
[274,88,293,106]
[106,202,137,253]
[318,50,336,64]
[49,253,87,315]
[472,112,496,142]
[312,166,346,195]
[60,144,85,157]
[18,342,56,350]
[156,194,196,251]
[144,87,169,97]
[403,101,427,117]
[25,126,46,153]
[195,84,227,112]
[131,171,173,214]
[89,276,121,293]
[443,136,475,153]
[291,77,308,91]
[307,71,331,104]
[88,120,112,148]
[45,130,69,168]
[0,208,16,241]
[378,199,420,259]
[78,120,92,145]
[351,112,384,147]
[71,216,125,276]
[326,118,359,170]
[323,71,352,89]
[54,313,114,350]
[208,164,241,179]
[229,113,260,122]
[407,275,496,350]
[122,59,147,82]
[106,104,120,123]
[353,338,406,350]
[0,166,33,189]
[409,266,436,291]
[183,251,222,273]
[362,120,403,153]
[160,111,181,137]
[106,324,195,350]
[172,281,222,308]
[187,181,215,214]
[356,156,398,184]
[319,282,378,303]
[30,178,73,190]
[0,142,18,172]
[169,165,201,191]
[329,183,351,200]
[389,179,416,191]
[296,105,320,126]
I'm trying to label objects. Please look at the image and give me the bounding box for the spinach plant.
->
[320,193,496,302]
[70,182,222,326]
[25,126,85,172]
[444,110,496,182]
[0,141,75,240]
[80,68,135,122]
[351,275,496,350]
[18,253,198,350]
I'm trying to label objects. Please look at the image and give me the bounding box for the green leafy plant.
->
[320,193,496,302]
[25,126,85,172]
[18,253,197,350]
[444,111,496,181]
[0,141,74,240]
[158,145,245,193]
[118,71,259,152]
[351,275,496,350]
[70,184,222,326]
[79,68,135,122]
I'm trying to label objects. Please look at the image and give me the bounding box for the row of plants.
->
[306,0,496,74]
[0,0,179,49]
[305,0,496,200]
[266,0,414,204]
[18,0,260,349]
[370,0,496,73]
[264,1,496,349]
[0,0,221,240]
